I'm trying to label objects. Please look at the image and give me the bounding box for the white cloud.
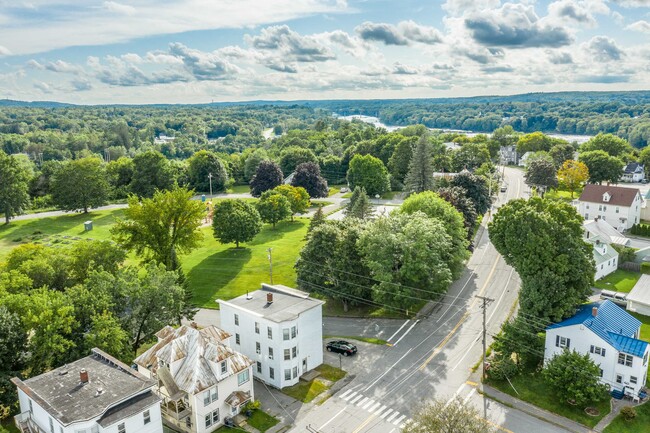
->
[627,20,650,33]
[0,45,11,56]
[0,0,350,55]
[583,36,625,62]
[611,0,650,7]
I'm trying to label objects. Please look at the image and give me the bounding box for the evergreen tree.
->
[404,135,434,194]
[307,205,326,236]
[0,151,31,224]
[345,186,373,219]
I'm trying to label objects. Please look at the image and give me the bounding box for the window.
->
[118,423,126,433]
[555,335,570,349]
[590,345,606,357]
[256,342,261,354]
[599,369,603,377]
[631,376,638,384]
[284,349,290,360]
[292,347,297,359]
[236,333,240,345]
[204,387,218,406]
[268,347,274,360]
[269,367,275,379]
[60,428,64,433]
[238,369,250,385]
[205,409,220,428]
[585,214,589,220]
[49,418,54,433]
[616,207,620,214]
[293,366,298,378]
[644,351,648,366]
[28,399,33,414]
[221,361,227,374]
[285,369,291,380]
[291,326,297,338]
[616,374,623,384]
[268,327,272,339]
[144,410,151,425]
[599,205,602,211]
[204,390,211,406]
[618,353,633,367]
[257,361,262,374]
[211,387,218,403]
[255,322,260,334]
[603,206,607,212]
[234,314,239,326]
[283,329,290,340]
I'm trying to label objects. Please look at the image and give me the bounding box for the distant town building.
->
[153,135,175,145]
[218,284,324,389]
[133,324,254,433]
[12,348,162,433]
[577,184,642,231]
[499,145,518,165]
[517,151,532,167]
[621,163,645,183]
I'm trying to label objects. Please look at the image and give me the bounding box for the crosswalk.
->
[338,389,408,428]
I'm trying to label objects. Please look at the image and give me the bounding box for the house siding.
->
[578,193,642,231]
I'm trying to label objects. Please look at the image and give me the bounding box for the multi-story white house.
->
[622,162,645,183]
[545,300,649,399]
[11,348,162,433]
[133,324,254,433]
[577,184,642,231]
[583,218,629,280]
[218,284,324,389]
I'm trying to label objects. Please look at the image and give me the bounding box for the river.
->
[335,114,593,144]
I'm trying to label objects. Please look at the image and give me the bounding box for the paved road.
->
[285,167,572,433]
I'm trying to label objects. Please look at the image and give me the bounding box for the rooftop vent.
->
[80,369,89,384]
[267,293,273,304]
[592,307,598,317]
[95,388,104,397]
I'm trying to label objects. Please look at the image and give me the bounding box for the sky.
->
[0,0,649,104]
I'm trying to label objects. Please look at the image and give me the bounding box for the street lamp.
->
[208,172,213,198]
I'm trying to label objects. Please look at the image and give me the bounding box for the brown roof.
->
[578,184,640,207]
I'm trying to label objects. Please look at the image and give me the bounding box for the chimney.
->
[267,293,273,304]
[80,369,89,384]
[592,307,598,318]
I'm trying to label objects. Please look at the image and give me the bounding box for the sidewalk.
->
[480,382,595,433]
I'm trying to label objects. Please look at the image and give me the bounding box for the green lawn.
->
[594,270,642,293]
[381,191,399,200]
[487,371,610,428]
[1,420,20,433]
[185,219,308,308]
[545,189,580,202]
[328,186,341,196]
[324,335,388,345]
[319,295,413,319]
[315,364,347,381]
[0,208,123,261]
[282,363,346,403]
[630,312,650,387]
[246,410,279,432]
[226,184,251,194]
[603,401,650,433]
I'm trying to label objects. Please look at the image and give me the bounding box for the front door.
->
[302,358,307,373]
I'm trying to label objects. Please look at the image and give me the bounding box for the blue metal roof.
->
[547,300,647,357]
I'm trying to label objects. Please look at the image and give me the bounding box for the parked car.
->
[326,340,358,356]
[500,183,508,192]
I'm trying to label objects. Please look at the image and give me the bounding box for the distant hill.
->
[0,99,75,108]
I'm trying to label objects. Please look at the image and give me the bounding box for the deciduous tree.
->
[451,171,492,215]
[403,398,497,433]
[212,199,262,248]
[291,162,328,198]
[557,160,589,198]
[549,142,576,168]
[579,150,624,184]
[130,150,174,198]
[187,150,228,193]
[437,186,478,238]
[279,146,318,176]
[256,190,292,228]
[0,151,30,224]
[543,350,609,406]
[244,148,269,182]
[525,159,558,196]
[347,154,390,197]
[250,160,283,197]
[273,185,310,221]
[51,156,109,213]
[580,133,634,158]
[112,186,205,271]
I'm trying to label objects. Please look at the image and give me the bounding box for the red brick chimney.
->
[592,307,598,317]
[80,369,89,383]
[267,293,273,304]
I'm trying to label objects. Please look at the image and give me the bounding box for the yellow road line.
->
[483,417,515,433]
[419,257,501,370]
[351,414,376,433]
[466,380,478,387]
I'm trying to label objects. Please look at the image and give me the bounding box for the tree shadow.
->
[188,247,253,307]
[248,220,305,246]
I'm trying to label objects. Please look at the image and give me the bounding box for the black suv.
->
[326,340,358,356]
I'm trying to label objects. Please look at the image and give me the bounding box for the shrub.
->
[488,356,520,381]
[611,245,636,264]
[620,406,636,421]
[641,263,650,275]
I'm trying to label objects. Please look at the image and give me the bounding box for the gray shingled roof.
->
[12,349,156,426]
[578,184,640,207]
[220,284,324,323]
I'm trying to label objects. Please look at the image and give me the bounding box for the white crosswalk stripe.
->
[343,391,357,401]
[339,389,353,399]
[380,408,394,419]
[386,412,400,423]
[349,394,364,404]
[357,397,369,407]
[368,402,381,412]
[361,398,374,409]
[337,391,409,427]
[374,404,387,415]
[393,415,406,426]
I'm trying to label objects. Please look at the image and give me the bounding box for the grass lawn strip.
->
[603,400,650,433]
[630,312,650,387]
[281,364,346,403]
[323,335,389,345]
[594,270,642,293]
[246,409,279,433]
[486,371,610,428]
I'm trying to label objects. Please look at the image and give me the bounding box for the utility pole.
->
[208,172,213,198]
[476,295,494,383]
[267,247,273,284]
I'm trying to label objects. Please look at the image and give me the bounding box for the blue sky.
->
[0,0,649,104]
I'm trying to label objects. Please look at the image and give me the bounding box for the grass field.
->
[603,401,650,433]
[324,335,389,345]
[185,219,309,308]
[0,209,123,261]
[246,410,279,433]
[226,184,251,194]
[545,189,580,201]
[281,364,346,403]
[487,371,610,428]
[595,270,642,293]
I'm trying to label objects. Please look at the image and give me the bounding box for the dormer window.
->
[603,192,610,202]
